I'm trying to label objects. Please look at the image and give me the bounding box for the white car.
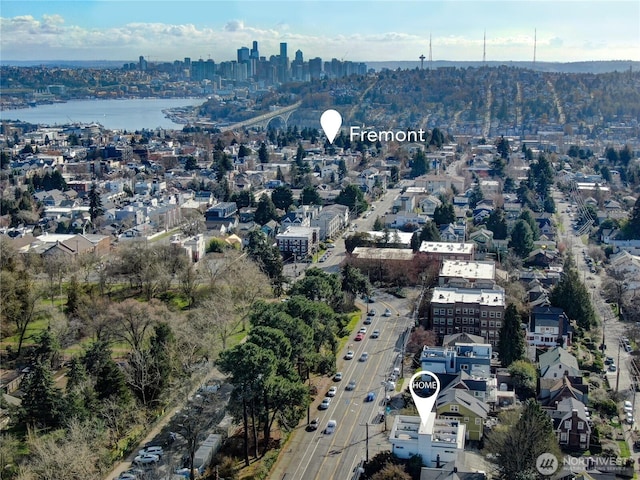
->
[327,386,337,397]
[359,327,367,334]
[319,397,332,409]
[624,401,633,413]
[325,419,337,434]
[138,446,163,457]
[133,453,160,465]
[344,350,354,360]
[383,309,392,317]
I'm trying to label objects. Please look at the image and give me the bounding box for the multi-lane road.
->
[269,293,413,480]
[270,187,420,480]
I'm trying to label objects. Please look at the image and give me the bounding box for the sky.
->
[1,0,639,63]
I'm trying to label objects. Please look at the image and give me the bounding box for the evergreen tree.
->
[409,149,429,178]
[419,220,441,242]
[550,265,596,329]
[335,184,368,214]
[625,196,640,239]
[276,166,285,182]
[258,142,269,163]
[300,186,322,205]
[95,358,130,403]
[373,216,384,231]
[498,305,526,367]
[469,183,484,209]
[509,219,534,258]
[485,208,508,240]
[20,361,63,429]
[88,183,104,225]
[433,202,455,226]
[254,193,278,225]
[271,185,294,210]
[519,209,540,240]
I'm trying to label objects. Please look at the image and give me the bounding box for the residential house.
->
[468,229,494,253]
[420,195,442,216]
[437,370,497,405]
[555,407,592,451]
[539,347,581,381]
[436,388,489,441]
[414,174,465,195]
[525,248,560,268]
[439,223,466,242]
[608,251,640,292]
[205,202,238,230]
[526,307,573,358]
[420,343,492,377]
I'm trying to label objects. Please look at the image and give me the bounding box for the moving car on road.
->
[325,420,337,434]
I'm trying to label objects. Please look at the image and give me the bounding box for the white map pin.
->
[320,109,342,144]
[409,371,440,427]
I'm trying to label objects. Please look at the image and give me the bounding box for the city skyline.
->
[1,0,639,63]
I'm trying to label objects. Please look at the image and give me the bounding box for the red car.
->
[355,333,364,341]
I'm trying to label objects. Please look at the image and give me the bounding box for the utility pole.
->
[616,340,621,393]
[365,422,369,463]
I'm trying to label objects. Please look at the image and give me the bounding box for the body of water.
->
[1,97,207,131]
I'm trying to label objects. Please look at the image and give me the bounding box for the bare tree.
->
[109,299,165,351]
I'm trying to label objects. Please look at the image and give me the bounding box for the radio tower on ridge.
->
[483,30,486,65]
[533,28,537,66]
[428,33,433,70]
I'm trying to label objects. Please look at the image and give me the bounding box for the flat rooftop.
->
[419,241,474,255]
[440,260,496,281]
[351,247,415,261]
[431,287,505,307]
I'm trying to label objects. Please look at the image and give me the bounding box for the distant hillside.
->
[366,60,640,74]
[2,59,638,74]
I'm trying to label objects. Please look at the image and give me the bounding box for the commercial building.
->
[438,260,496,289]
[275,226,319,258]
[419,242,475,262]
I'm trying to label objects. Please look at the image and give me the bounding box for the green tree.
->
[485,208,508,240]
[246,230,284,294]
[549,264,596,329]
[258,142,269,163]
[485,400,560,480]
[498,305,526,367]
[509,219,534,258]
[88,183,104,226]
[338,159,348,178]
[1,270,42,357]
[373,215,384,231]
[254,193,278,225]
[371,463,412,480]
[495,136,510,159]
[469,183,484,209]
[624,196,640,239]
[335,184,368,214]
[410,149,429,178]
[184,156,198,170]
[507,360,537,398]
[433,202,455,226]
[271,185,294,210]
[238,144,250,158]
[300,186,322,205]
[19,361,63,429]
[519,209,540,240]
[341,264,370,298]
[289,268,343,311]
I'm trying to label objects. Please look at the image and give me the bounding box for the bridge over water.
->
[216,101,302,132]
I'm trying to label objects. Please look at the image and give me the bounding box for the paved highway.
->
[269,294,413,480]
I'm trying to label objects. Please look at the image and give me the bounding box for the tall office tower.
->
[184,57,191,68]
[309,57,322,80]
[237,47,250,64]
[251,40,259,59]
[294,49,303,63]
[278,42,289,83]
[139,55,147,72]
[280,42,288,64]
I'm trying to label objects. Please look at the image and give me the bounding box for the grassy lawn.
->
[337,311,362,352]
[618,440,631,458]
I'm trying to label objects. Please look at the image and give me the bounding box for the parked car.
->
[367,309,376,316]
[605,357,614,365]
[363,317,372,325]
[624,401,633,413]
[359,327,367,334]
[307,418,320,431]
[609,364,617,372]
[345,350,354,360]
[346,380,357,390]
[319,397,332,409]
[327,386,337,397]
[333,372,343,381]
[325,419,337,434]
[138,446,164,457]
[626,412,634,424]
[355,333,364,341]
[133,454,160,466]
